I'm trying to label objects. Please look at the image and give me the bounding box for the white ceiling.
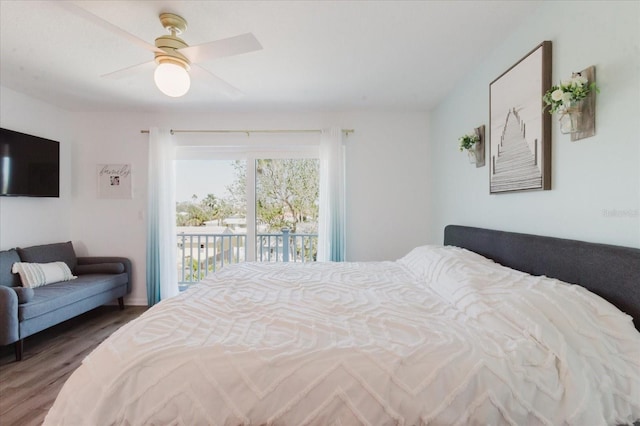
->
[0,0,543,113]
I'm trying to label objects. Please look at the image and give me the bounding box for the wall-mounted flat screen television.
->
[0,128,60,197]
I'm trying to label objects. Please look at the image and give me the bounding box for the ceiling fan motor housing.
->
[154,13,190,70]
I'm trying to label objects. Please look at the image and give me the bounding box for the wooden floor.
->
[0,305,146,426]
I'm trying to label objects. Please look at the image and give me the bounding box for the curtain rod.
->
[140,129,354,136]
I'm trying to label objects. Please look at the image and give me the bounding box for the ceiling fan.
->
[58,2,262,98]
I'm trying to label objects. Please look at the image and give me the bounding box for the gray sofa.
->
[0,241,131,361]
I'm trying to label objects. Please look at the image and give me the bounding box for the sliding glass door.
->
[175,149,319,286]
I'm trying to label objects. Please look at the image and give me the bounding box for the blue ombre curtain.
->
[317,127,346,262]
[146,128,178,306]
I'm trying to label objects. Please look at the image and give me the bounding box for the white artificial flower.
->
[561,79,573,87]
[551,89,564,101]
[576,75,588,86]
[562,92,573,104]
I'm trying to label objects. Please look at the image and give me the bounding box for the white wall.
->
[0,87,73,249]
[343,111,431,260]
[428,1,640,248]
[66,110,430,305]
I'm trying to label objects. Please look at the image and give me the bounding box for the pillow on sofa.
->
[11,261,77,288]
[17,241,77,272]
[75,263,125,275]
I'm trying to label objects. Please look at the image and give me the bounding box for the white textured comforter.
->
[45,246,640,425]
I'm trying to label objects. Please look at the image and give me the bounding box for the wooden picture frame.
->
[489,41,551,193]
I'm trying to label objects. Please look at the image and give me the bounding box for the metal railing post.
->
[281,228,290,263]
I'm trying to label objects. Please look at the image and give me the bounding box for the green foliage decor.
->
[458,133,479,152]
[543,73,598,114]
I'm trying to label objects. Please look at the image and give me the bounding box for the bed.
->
[44,225,640,425]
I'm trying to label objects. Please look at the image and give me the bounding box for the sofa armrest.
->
[0,286,19,346]
[76,257,132,294]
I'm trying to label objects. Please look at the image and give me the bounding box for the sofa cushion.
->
[0,249,22,287]
[75,262,125,275]
[12,287,35,304]
[18,273,128,321]
[12,262,77,288]
[17,242,77,272]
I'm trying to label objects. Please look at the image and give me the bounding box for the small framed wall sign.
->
[97,164,132,199]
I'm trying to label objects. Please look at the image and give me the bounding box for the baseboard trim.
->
[105,297,148,307]
[124,297,148,306]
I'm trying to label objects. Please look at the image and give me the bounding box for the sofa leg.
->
[118,296,125,310]
[15,339,23,362]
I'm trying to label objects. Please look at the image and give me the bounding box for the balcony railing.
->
[178,229,317,287]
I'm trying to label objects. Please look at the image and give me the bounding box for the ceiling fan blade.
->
[101,61,155,79]
[57,1,162,54]
[192,64,244,99]
[179,33,262,63]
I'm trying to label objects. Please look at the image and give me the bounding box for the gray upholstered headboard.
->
[444,225,640,331]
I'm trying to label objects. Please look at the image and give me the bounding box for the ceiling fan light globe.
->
[154,63,190,97]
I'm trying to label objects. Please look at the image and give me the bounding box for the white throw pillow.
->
[11,261,77,288]
[397,245,493,282]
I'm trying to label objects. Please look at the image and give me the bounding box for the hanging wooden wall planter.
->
[569,65,596,142]
[472,125,486,168]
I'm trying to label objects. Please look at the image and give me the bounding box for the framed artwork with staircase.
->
[489,41,552,194]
